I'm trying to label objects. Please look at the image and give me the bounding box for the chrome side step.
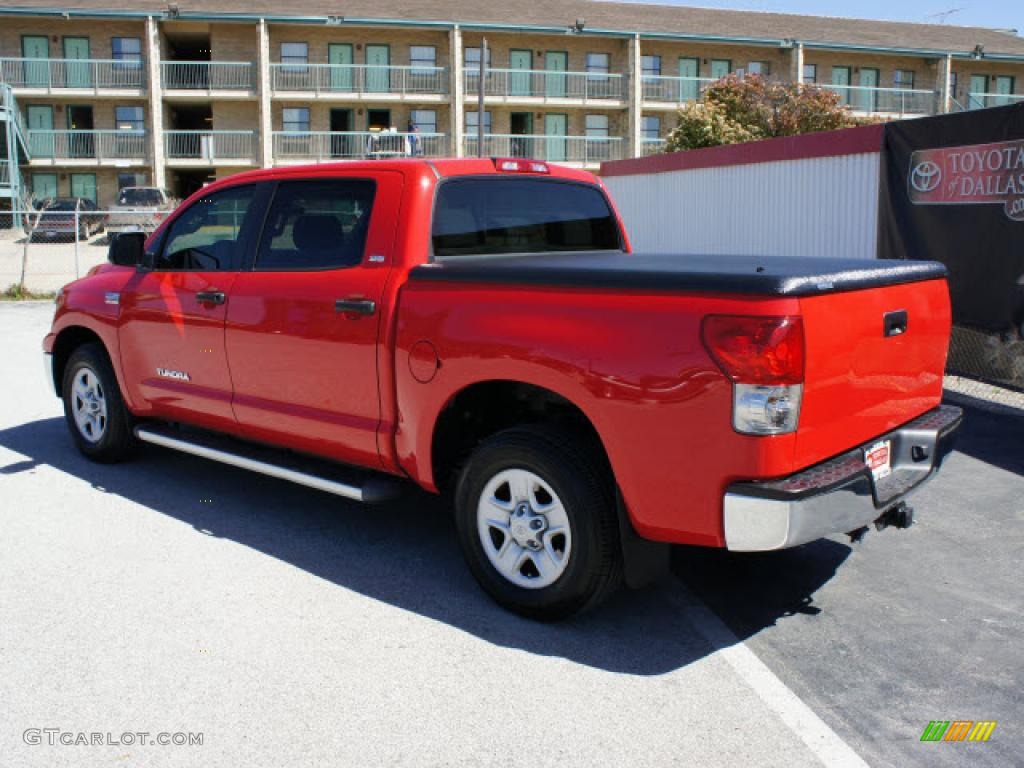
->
[134,425,403,503]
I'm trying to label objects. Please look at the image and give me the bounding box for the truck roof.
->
[197,158,599,193]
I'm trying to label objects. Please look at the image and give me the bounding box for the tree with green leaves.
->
[665,74,871,152]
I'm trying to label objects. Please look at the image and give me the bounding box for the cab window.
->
[256,179,376,271]
[158,185,258,271]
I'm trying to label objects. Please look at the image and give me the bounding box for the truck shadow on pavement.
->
[1,416,851,676]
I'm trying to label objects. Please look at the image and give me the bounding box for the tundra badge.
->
[156,368,191,382]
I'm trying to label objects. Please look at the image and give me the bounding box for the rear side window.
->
[256,179,375,270]
[432,178,621,257]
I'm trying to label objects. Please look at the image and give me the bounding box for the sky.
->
[609,0,1023,35]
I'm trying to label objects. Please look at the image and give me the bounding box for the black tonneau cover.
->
[410,252,947,298]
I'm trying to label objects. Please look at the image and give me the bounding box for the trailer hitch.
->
[874,502,914,532]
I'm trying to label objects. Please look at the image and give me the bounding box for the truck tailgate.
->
[794,277,951,469]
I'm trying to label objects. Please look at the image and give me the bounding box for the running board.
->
[134,425,404,503]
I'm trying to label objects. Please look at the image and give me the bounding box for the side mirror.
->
[108,232,146,268]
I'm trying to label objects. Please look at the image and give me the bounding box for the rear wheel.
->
[454,425,622,620]
[62,343,137,462]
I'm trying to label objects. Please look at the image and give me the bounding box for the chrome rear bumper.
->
[723,405,963,551]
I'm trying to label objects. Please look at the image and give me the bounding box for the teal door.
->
[995,76,1015,107]
[63,37,91,88]
[70,173,97,202]
[678,57,700,101]
[21,35,50,88]
[366,44,390,93]
[858,68,879,113]
[710,59,731,80]
[27,104,54,158]
[32,173,58,200]
[831,66,851,105]
[968,74,987,109]
[328,44,353,91]
[545,51,567,98]
[510,49,532,97]
[544,113,567,162]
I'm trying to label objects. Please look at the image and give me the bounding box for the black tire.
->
[62,343,137,463]
[454,425,622,620]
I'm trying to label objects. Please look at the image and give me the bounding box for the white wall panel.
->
[605,152,881,260]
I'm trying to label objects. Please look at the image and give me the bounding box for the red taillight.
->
[493,158,550,174]
[702,315,805,386]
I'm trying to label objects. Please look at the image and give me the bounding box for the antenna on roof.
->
[926,7,963,24]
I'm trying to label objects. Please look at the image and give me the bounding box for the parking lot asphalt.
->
[1,301,1021,767]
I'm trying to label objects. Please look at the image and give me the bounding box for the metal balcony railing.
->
[27,130,148,161]
[0,160,10,186]
[824,85,935,116]
[462,134,624,164]
[161,61,254,91]
[963,92,1024,110]
[270,64,448,96]
[165,131,256,162]
[641,138,668,156]
[272,131,448,161]
[641,75,714,103]
[463,69,626,100]
[0,57,145,90]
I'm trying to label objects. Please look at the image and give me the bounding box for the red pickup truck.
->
[43,158,962,619]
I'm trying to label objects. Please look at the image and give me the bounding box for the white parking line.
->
[675,590,870,768]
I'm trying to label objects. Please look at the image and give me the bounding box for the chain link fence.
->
[1,206,173,294]
[947,326,1024,393]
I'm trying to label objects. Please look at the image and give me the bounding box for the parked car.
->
[44,158,962,619]
[106,187,179,235]
[27,197,105,241]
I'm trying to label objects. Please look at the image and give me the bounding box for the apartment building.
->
[1,0,1023,208]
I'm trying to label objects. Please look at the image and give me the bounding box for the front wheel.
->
[454,425,622,620]
[62,343,137,462]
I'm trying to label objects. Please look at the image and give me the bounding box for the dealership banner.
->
[879,103,1024,333]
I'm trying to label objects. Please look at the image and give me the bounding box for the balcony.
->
[641,75,713,106]
[961,92,1024,110]
[272,131,448,163]
[161,62,255,97]
[825,85,935,117]
[463,69,626,103]
[27,130,148,165]
[165,131,256,166]
[642,138,668,156]
[0,57,145,94]
[462,134,624,166]
[270,64,448,100]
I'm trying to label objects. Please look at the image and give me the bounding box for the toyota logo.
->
[910,160,942,193]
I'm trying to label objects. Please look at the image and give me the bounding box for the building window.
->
[111,37,141,68]
[894,69,915,89]
[803,64,817,83]
[641,115,661,140]
[118,172,148,189]
[283,107,310,132]
[464,47,492,69]
[465,110,492,133]
[586,53,610,80]
[115,106,145,132]
[747,61,770,76]
[585,114,609,137]
[410,45,436,73]
[641,55,661,78]
[410,109,437,134]
[281,42,309,69]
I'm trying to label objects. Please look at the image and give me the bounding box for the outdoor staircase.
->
[1,83,31,226]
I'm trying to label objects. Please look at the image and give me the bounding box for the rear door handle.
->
[195,290,226,305]
[335,299,376,315]
[883,309,908,337]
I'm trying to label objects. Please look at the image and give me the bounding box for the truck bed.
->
[410,251,947,297]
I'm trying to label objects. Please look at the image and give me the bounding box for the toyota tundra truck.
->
[43,158,962,619]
